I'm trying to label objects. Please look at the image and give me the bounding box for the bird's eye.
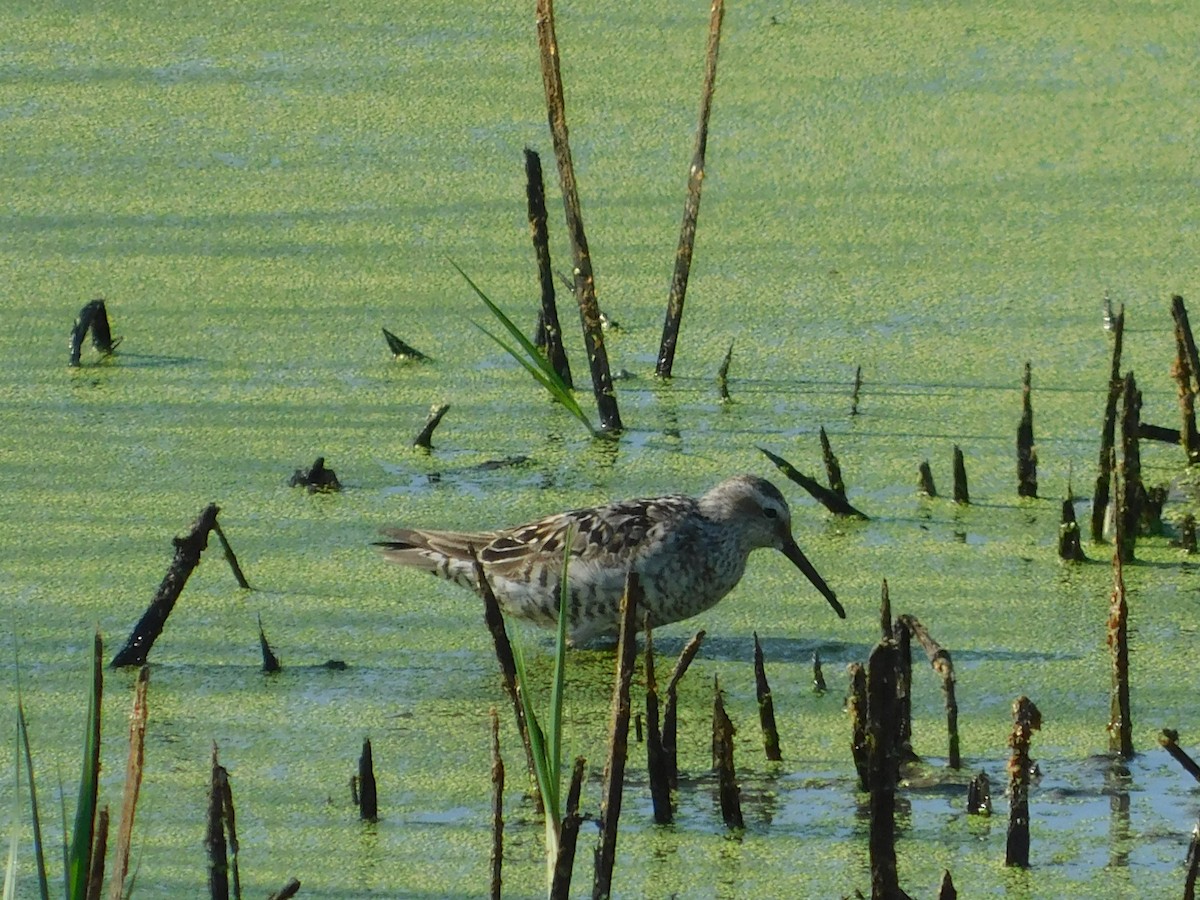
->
[763,507,779,520]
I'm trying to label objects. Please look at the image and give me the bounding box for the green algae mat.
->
[3,1,1200,897]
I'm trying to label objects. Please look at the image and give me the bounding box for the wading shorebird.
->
[376,474,845,645]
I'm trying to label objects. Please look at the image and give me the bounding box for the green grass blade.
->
[450,259,598,436]
[546,530,572,816]
[17,702,49,900]
[66,632,102,900]
[3,724,19,900]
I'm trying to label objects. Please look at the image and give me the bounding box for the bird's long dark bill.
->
[783,537,846,619]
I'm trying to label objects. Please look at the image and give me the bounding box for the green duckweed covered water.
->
[2,1,1200,897]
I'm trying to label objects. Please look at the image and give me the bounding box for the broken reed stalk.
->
[712,675,744,830]
[644,624,673,824]
[111,503,222,668]
[525,148,572,388]
[473,554,541,810]
[1017,361,1038,498]
[879,578,892,640]
[848,662,869,791]
[266,880,302,900]
[88,806,110,900]
[1160,730,1200,782]
[655,0,726,379]
[952,445,969,504]
[413,402,451,450]
[851,365,863,415]
[819,426,847,498]
[1170,295,1200,462]
[1005,696,1042,868]
[897,614,961,769]
[1093,305,1125,541]
[381,327,430,361]
[490,709,504,900]
[258,615,282,673]
[534,0,621,433]
[359,738,379,821]
[893,614,914,762]
[716,340,733,402]
[212,520,251,590]
[918,460,936,497]
[1187,825,1200,900]
[1107,552,1133,758]
[752,632,782,761]
[107,666,149,900]
[758,446,869,519]
[663,630,706,792]
[69,298,119,366]
[1119,372,1145,562]
[592,571,640,900]
[206,745,231,900]
[549,756,587,900]
[966,771,992,815]
[938,870,957,900]
[812,651,826,693]
[289,456,341,492]
[1058,499,1086,561]
[866,640,901,898]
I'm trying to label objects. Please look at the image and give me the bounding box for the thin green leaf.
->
[17,702,49,900]
[66,632,102,900]
[450,259,597,436]
[3,722,19,900]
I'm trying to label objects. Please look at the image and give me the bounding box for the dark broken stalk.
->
[848,662,869,792]
[525,147,572,388]
[752,632,782,761]
[381,327,430,361]
[112,504,222,668]
[412,402,451,450]
[952,445,969,504]
[1017,361,1038,498]
[966,771,992,815]
[266,880,302,900]
[879,578,892,640]
[663,630,706,792]
[87,806,110,900]
[866,640,901,898]
[938,870,957,900]
[712,675,744,830]
[490,709,504,900]
[1108,551,1133,758]
[549,756,586,900]
[893,611,914,763]
[258,615,282,674]
[818,426,846,498]
[644,623,673,824]
[535,0,622,433]
[897,614,961,769]
[1005,696,1042,868]
[1118,372,1145,562]
[758,445,869,519]
[1092,304,1125,541]
[473,553,541,809]
[289,457,341,492]
[812,651,827,693]
[69,298,120,367]
[1170,294,1200,462]
[358,738,378,821]
[1187,824,1200,900]
[212,520,251,590]
[592,571,640,900]
[716,340,733,402]
[207,745,231,900]
[918,460,937,497]
[1159,730,1200,782]
[850,365,863,416]
[1058,498,1087,561]
[655,0,726,379]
